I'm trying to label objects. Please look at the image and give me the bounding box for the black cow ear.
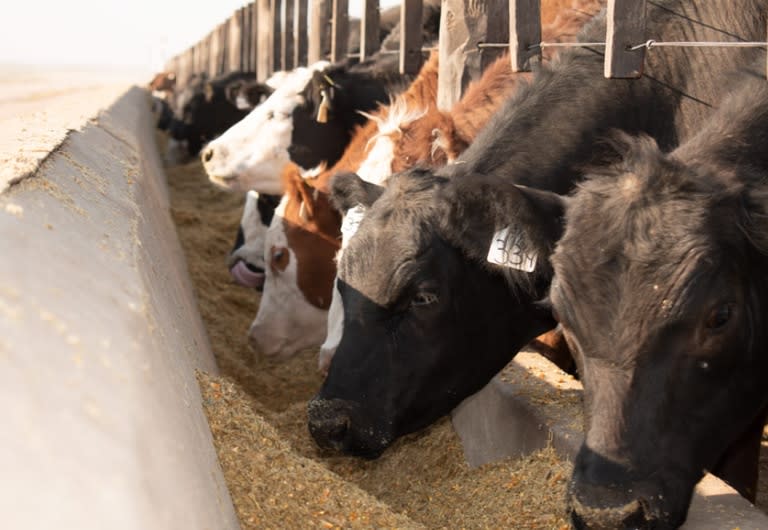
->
[330,172,384,214]
[247,83,274,105]
[440,174,567,273]
[225,81,244,104]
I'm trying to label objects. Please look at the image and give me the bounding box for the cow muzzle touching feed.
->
[567,445,692,530]
[307,397,391,458]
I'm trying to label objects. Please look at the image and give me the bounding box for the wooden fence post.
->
[272,0,283,72]
[605,0,647,78]
[309,0,331,62]
[400,0,423,74]
[200,36,210,76]
[295,0,309,65]
[242,6,252,72]
[509,0,541,72]
[228,11,244,72]
[437,0,509,110]
[250,2,260,74]
[257,0,273,80]
[330,0,349,63]
[209,26,223,76]
[283,0,295,69]
[360,0,380,61]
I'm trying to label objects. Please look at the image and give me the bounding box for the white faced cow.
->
[201,62,330,194]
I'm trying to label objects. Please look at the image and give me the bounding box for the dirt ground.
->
[162,142,768,527]
[163,150,574,529]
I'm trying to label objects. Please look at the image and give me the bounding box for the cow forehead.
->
[553,175,746,334]
[339,202,440,305]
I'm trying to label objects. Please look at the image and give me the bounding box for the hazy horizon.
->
[2,1,401,76]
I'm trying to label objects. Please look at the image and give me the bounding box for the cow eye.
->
[412,291,438,307]
[705,303,734,330]
[273,249,284,261]
[266,110,275,120]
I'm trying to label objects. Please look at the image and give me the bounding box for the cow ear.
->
[296,179,318,222]
[225,81,244,105]
[247,83,274,105]
[330,172,384,214]
[310,69,339,123]
[440,175,567,274]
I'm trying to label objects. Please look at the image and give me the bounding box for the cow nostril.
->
[202,147,214,163]
[326,417,349,442]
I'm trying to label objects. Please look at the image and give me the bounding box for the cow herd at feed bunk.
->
[150,0,768,528]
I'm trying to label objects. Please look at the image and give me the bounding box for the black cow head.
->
[288,68,352,169]
[550,135,768,529]
[288,59,397,170]
[171,72,254,156]
[307,168,566,457]
[224,79,275,110]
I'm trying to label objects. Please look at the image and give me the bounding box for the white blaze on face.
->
[202,61,330,194]
[249,196,328,359]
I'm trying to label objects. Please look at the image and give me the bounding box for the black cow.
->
[308,2,767,511]
[170,71,256,156]
[150,96,174,131]
[224,78,276,111]
[548,58,768,529]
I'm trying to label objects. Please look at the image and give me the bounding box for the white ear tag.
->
[486,226,537,272]
[340,204,366,242]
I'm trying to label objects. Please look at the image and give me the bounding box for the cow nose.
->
[307,398,354,451]
[570,504,650,530]
[568,446,662,530]
[569,485,653,530]
[202,147,214,163]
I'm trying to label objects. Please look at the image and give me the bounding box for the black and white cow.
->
[169,71,257,156]
[228,190,282,290]
[550,60,768,529]
[307,0,767,492]
[201,53,412,193]
[200,1,441,193]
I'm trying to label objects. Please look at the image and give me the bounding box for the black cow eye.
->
[273,249,284,261]
[266,111,275,120]
[412,292,438,307]
[705,304,733,330]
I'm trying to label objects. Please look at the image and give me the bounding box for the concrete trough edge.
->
[0,87,240,530]
[451,352,768,529]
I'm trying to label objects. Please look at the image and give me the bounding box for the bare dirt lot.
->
[0,64,139,191]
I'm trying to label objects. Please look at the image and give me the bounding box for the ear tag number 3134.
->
[486,226,537,272]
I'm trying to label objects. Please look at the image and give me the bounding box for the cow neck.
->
[280,166,341,309]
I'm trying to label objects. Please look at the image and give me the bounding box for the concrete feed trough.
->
[2,84,767,529]
[0,87,238,529]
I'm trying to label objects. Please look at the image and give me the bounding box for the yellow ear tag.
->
[316,89,330,123]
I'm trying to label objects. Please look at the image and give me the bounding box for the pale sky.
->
[1,0,400,75]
